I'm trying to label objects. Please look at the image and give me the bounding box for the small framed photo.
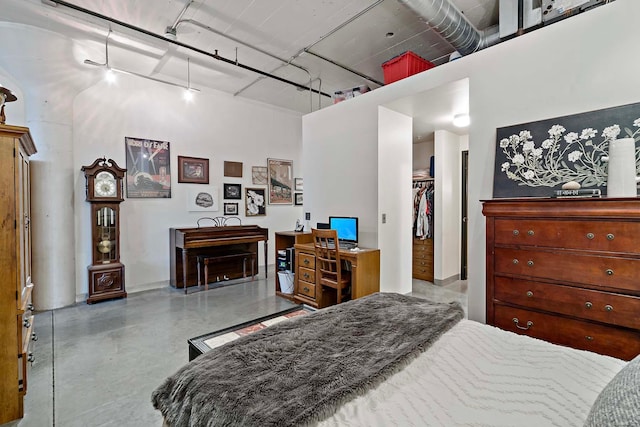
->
[223,183,242,199]
[295,178,303,191]
[178,156,209,184]
[295,192,303,205]
[245,187,266,216]
[224,202,239,215]
[252,166,268,185]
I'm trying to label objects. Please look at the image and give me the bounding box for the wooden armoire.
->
[0,124,37,424]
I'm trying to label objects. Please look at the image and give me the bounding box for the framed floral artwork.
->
[245,187,266,216]
[267,158,293,204]
[494,101,640,198]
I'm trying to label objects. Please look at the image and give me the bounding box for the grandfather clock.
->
[81,157,127,304]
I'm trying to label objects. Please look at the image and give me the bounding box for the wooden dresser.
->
[483,198,640,361]
[0,124,37,424]
[412,237,433,281]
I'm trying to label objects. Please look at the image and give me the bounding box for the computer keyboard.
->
[338,242,357,250]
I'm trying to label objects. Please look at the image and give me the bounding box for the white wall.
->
[378,107,413,293]
[434,130,461,282]
[73,75,303,299]
[303,0,640,322]
[413,139,434,172]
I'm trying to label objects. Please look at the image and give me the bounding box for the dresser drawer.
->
[494,218,640,254]
[297,280,316,299]
[494,247,640,292]
[493,304,640,360]
[494,276,640,330]
[412,250,430,260]
[298,253,315,270]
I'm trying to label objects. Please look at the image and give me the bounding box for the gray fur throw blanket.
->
[152,292,464,427]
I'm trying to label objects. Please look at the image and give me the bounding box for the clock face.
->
[95,171,117,197]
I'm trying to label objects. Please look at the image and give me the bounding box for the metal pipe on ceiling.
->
[170,18,318,111]
[396,0,500,56]
[42,0,333,100]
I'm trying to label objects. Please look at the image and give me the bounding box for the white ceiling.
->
[2,0,498,119]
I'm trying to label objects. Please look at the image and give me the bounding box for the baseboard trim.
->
[433,274,460,286]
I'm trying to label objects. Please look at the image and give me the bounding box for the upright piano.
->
[170,225,268,291]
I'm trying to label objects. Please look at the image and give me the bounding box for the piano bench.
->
[196,252,256,291]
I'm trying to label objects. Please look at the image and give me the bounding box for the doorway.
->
[461,150,468,280]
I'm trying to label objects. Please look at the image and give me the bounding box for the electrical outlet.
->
[305,212,311,221]
[382,213,386,224]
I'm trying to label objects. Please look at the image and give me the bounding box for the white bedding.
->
[319,319,626,427]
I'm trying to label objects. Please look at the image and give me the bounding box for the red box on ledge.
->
[381,51,434,84]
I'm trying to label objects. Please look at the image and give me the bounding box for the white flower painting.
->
[493,102,640,198]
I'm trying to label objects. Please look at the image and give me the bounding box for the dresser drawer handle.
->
[512,318,533,331]
[303,286,310,293]
[526,291,533,298]
[585,301,593,309]
[32,333,38,341]
[513,230,519,236]
[27,352,35,363]
[605,269,614,276]
[527,230,534,236]
[23,319,31,328]
[585,336,594,341]
[606,233,615,240]
[303,259,310,265]
[527,260,534,267]
[586,233,595,240]
[512,259,519,265]
[303,273,310,279]
[605,304,613,312]
[28,303,35,311]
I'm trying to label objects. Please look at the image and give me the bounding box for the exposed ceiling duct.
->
[397,0,500,56]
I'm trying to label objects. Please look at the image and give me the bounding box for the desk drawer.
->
[493,304,640,360]
[494,276,640,330]
[494,218,640,254]
[298,267,315,284]
[298,253,315,270]
[298,280,316,299]
[494,247,640,292]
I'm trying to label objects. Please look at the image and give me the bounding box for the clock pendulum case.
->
[81,157,127,304]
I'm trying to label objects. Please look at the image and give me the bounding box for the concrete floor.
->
[4,271,467,427]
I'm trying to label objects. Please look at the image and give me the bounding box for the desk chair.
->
[312,228,351,304]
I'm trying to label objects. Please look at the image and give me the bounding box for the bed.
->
[152,293,639,427]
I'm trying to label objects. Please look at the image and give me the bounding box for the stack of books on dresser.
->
[551,189,601,198]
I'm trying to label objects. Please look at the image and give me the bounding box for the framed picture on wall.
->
[245,187,266,216]
[224,202,239,215]
[295,192,303,205]
[267,158,293,204]
[186,186,219,212]
[294,177,303,191]
[224,183,242,199]
[125,137,171,198]
[178,156,209,184]
[252,166,268,185]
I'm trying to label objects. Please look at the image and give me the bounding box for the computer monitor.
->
[328,216,358,245]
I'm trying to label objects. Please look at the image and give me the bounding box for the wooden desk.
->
[293,242,380,308]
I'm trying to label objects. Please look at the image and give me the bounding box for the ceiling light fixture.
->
[453,113,470,127]
[84,29,200,93]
